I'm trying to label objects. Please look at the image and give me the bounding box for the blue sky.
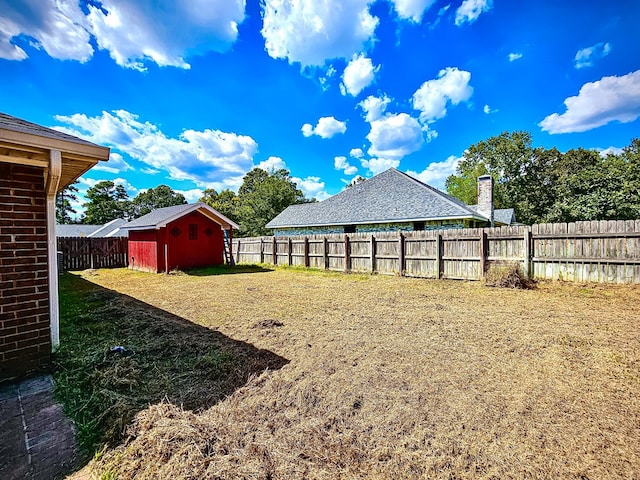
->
[1,0,639,214]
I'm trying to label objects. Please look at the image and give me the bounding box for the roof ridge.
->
[392,168,482,217]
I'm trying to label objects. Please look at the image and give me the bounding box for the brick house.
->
[0,113,109,381]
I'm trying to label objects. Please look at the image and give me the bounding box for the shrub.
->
[485,263,536,289]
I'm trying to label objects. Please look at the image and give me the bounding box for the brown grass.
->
[72,266,640,479]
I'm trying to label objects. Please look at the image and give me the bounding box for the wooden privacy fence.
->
[57,237,128,271]
[232,220,640,284]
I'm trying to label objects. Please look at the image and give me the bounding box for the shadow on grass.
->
[185,263,275,276]
[53,273,289,462]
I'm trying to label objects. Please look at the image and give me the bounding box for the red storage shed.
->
[124,203,239,273]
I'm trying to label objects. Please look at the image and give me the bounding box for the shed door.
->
[166,213,223,270]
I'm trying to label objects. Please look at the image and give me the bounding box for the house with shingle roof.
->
[121,203,239,273]
[266,168,515,236]
[0,112,110,380]
[56,218,128,238]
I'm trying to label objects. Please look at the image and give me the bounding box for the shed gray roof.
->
[56,218,129,237]
[88,218,129,237]
[267,168,490,229]
[122,202,239,231]
[56,224,102,237]
[0,112,100,148]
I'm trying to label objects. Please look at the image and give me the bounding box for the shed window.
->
[344,225,356,233]
[189,224,198,240]
[413,221,425,231]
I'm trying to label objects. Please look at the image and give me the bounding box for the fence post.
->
[304,237,310,268]
[479,230,488,278]
[398,231,405,276]
[523,228,532,278]
[288,238,293,266]
[344,234,350,272]
[370,235,376,273]
[260,238,264,264]
[436,233,443,279]
[272,237,277,265]
[324,237,329,270]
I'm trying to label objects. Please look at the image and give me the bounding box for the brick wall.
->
[0,163,50,380]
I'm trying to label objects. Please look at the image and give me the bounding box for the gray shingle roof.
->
[468,205,516,226]
[56,219,129,237]
[122,203,239,231]
[124,204,196,230]
[56,224,102,237]
[267,168,489,228]
[88,218,129,237]
[0,112,100,147]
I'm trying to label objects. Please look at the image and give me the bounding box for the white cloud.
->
[454,0,492,26]
[405,155,462,191]
[412,67,473,123]
[0,0,93,62]
[0,0,245,70]
[292,175,330,201]
[301,123,314,137]
[175,188,204,203]
[389,0,437,23]
[93,152,132,174]
[350,148,364,158]
[260,0,378,67]
[508,52,523,62]
[359,94,391,122]
[483,104,497,114]
[256,156,287,171]
[141,167,160,175]
[574,42,611,69]
[595,146,624,157]
[539,70,640,134]
[340,53,379,96]
[360,157,400,175]
[112,177,139,195]
[86,0,245,71]
[366,113,424,159]
[301,116,347,139]
[334,156,358,175]
[54,110,258,189]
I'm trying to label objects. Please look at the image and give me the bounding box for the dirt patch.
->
[252,319,285,329]
[72,268,640,479]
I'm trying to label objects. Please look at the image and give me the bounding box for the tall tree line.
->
[445,132,640,224]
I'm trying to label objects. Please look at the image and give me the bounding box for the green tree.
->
[130,185,186,218]
[620,138,640,219]
[200,188,239,222]
[446,133,640,224]
[82,180,130,225]
[56,182,79,224]
[546,148,634,222]
[236,168,307,236]
[445,131,535,213]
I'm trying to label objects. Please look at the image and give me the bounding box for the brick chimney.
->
[477,175,494,227]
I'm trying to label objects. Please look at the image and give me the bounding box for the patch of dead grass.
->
[71,267,640,479]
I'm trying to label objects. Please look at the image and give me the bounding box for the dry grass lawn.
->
[75,266,639,479]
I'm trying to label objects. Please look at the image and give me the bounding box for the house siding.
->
[273,219,470,237]
[0,164,51,380]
